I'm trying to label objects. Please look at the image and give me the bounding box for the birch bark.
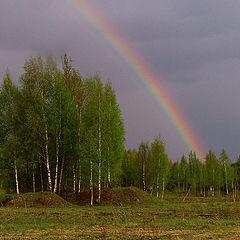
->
[54,106,61,193]
[41,91,52,192]
[14,159,19,194]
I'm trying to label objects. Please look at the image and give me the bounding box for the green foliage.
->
[122,144,240,199]
[0,55,125,195]
[1,54,240,201]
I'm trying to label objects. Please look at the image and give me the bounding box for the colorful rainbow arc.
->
[68,0,205,159]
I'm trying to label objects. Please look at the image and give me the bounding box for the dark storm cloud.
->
[91,0,240,160]
[0,0,76,52]
[110,0,240,83]
[1,0,240,160]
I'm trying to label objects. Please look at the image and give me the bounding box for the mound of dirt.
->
[63,187,157,206]
[0,192,69,208]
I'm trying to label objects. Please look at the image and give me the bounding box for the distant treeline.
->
[123,141,240,201]
[1,55,240,204]
[0,55,124,205]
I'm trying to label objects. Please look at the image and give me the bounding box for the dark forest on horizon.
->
[1,55,240,204]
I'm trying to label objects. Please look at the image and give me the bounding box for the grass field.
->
[0,191,240,239]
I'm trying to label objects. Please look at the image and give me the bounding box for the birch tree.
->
[81,75,104,203]
[0,72,21,193]
[150,136,165,197]
[20,56,57,191]
[205,150,222,196]
[179,155,188,192]
[220,149,231,195]
[138,142,149,191]
[102,81,125,187]
[49,73,78,193]
[62,54,87,193]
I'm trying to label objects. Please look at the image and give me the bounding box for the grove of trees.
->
[0,55,125,205]
[123,142,240,202]
[1,54,240,204]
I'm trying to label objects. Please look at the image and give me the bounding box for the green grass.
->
[0,192,240,239]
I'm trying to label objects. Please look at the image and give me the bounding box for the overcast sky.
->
[1,0,240,161]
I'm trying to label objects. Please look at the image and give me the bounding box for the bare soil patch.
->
[62,187,155,206]
[0,192,69,208]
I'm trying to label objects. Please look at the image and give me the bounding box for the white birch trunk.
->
[161,177,165,200]
[78,165,81,193]
[53,135,60,193]
[41,91,52,192]
[54,113,61,193]
[45,127,52,192]
[14,159,19,194]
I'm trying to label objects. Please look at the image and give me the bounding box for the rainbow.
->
[67,0,205,159]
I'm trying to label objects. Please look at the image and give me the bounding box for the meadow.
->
[0,191,239,239]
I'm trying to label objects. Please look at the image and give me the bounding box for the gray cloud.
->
[1,0,240,160]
